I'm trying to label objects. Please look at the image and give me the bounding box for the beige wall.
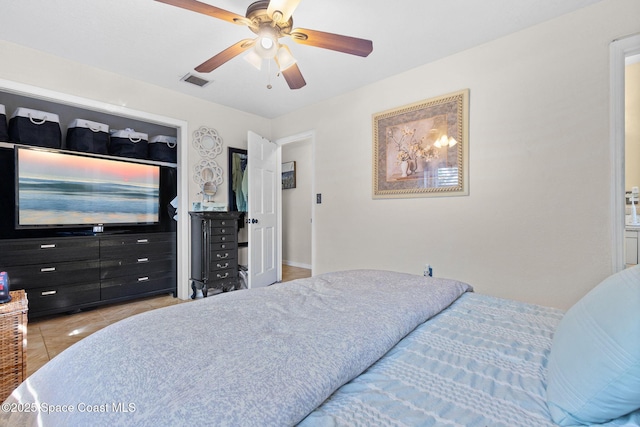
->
[626,61,640,191]
[272,0,640,309]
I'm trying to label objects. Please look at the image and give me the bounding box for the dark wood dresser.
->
[0,232,176,317]
[189,211,242,298]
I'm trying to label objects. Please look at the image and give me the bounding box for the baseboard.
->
[283,260,312,270]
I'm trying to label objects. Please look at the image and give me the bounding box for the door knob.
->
[251,218,259,224]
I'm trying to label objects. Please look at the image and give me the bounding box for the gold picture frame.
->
[372,89,469,198]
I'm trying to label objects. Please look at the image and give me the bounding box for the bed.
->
[1,268,639,426]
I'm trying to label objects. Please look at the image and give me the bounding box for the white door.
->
[247,131,278,288]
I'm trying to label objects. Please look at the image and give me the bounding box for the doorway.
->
[227,130,315,284]
[611,34,640,272]
[624,54,640,266]
[276,131,315,279]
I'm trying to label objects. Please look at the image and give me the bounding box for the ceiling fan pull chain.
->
[266,59,273,89]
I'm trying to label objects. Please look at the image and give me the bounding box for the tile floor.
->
[26,265,311,377]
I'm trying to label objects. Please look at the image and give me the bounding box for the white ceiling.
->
[0,0,602,119]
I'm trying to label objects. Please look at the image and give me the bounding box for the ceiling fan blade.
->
[195,39,255,73]
[282,63,306,89]
[155,0,250,26]
[267,0,301,23]
[289,28,373,57]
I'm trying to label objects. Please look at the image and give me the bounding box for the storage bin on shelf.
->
[148,135,177,163]
[66,119,110,154]
[8,108,61,148]
[108,128,148,159]
[0,105,8,142]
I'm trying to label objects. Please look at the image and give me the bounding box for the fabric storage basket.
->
[108,128,148,159]
[148,135,177,163]
[8,108,61,148]
[0,105,8,142]
[66,119,110,154]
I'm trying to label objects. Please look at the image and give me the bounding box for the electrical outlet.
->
[316,193,322,204]
[424,264,433,277]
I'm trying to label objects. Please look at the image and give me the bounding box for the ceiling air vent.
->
[180,73,211,88]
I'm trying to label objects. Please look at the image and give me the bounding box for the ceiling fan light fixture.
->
[244,49,263,70]
[255,26,279,59]
[275,45,296,71]
[267,0,301,23]
[260,36,274,50]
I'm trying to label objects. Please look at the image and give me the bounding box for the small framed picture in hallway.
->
[282,161,296,189]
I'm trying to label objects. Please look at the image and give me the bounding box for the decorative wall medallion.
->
[193,157,224,189]
[192,126,223,158]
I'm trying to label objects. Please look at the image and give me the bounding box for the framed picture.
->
[372,89,469,198]
[282,161,296,189]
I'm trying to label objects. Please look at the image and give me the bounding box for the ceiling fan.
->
[155,0,373,89]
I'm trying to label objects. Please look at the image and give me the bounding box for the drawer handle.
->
[40,244,56,249]
[221,236,227,241]
[137,239,149,244]
[217,253,229,259]
[220,229,226,233]
[138,276,149,282]
[221,244,226,249]
[217,262,229,269]
[40,267,56,273]
[137,258,149,263]
[221,221,227,225]
[216,272,229,279]
[41,290,57,296]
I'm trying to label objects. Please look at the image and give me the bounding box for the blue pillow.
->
[546,265,640,425]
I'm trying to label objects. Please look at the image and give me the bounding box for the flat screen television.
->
[15,147,160,229]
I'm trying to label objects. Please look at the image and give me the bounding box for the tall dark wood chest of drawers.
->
[189,211,241,298]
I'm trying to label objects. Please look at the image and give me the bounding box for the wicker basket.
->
[0,290,28,402]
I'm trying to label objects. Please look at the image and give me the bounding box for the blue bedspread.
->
[1,270,470,426]
[300,293,639,427]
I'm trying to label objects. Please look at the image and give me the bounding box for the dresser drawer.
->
[209,218,236,228]
[100,255,174,280]
[5,260,100,289]
[26,282,100,314]
[0,237,99,265]
[210,234,236,244]
[100,233,175,259]
[210,259,236,271]
[210,241,236,251]
[101,270,176,300]
[211,249,237,263]
[210,227,235,236]
[207,268,237,281]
